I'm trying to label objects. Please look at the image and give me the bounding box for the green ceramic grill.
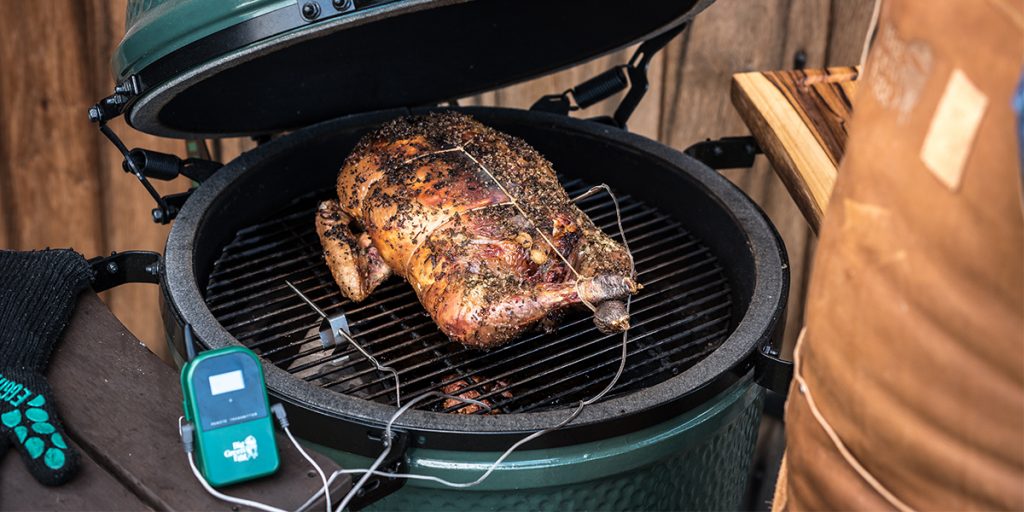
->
[97,1,793,509]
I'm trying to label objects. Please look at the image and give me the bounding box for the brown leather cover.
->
[775,0,1024,510]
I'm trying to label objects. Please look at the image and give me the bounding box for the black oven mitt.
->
[0,250,92,486]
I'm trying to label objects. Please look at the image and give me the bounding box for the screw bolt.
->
[793,49,808,70]
[106,261,119,274]
[332,0,352,10]
[301,1,320,20]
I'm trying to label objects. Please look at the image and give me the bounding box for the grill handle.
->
[530,21,687,129]
[754,342,794,397]
[89,251,162,292]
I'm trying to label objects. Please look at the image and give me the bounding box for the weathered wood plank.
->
[731,67,859,232]
[0,166,10,248]
[0,437,150,511]
[84,0,192,361]
[659,0,818,355]
[767,0,832,358]
[44,291,350,511]
[216,137,259,163]
[658,0,790,154]
[0,1,105,257]
[783,0,832,71]
[826,0,879,66]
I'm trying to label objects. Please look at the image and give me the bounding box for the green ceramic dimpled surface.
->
[314,379,763,511]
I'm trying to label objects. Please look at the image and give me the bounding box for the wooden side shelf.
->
[731,67,859,233]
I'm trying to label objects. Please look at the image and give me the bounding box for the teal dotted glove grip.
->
[0,250,92,486]
[1,371,74,481]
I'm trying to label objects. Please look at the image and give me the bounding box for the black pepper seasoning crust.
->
[321,111,637,347]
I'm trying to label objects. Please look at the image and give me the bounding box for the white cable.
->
[323,181,638,507]
[180,413,332,512]
[187,452,289,512]
[324,296,632,508]
[285,279,403,407]
[333,393,492,511]
[294,469,342,511]
[312,317,633,508]
[285,426,332,512]
[293,393,491,511]
[307,182,638,509]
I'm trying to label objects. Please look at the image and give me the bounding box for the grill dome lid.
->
[113,0,712,138]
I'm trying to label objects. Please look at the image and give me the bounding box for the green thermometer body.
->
[181,346,279,487]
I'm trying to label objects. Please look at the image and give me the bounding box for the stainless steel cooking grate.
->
[203,177,734,414]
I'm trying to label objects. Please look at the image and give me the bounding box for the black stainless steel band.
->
[90,251,162,292]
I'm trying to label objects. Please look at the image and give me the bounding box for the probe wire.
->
[180,415,298,512]
[318,183,637,510]
[285,280,402,407]
[331,295,632,496]
[404,145,601,312]
[186,452,290,512]
[295,394,492,512]
[286,426,331,512]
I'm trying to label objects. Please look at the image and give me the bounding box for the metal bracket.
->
[318,310,352,350]
[88,95,221,224]
[88,75,141,124]
[612,22,687,128]
[151,190,194,224]
[347,430,409,510]
[530,22,688,129]
[754,340,793,397]
[89,251,162,292]
[684,136,762,170]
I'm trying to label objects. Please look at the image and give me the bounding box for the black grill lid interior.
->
[125,0,711,138]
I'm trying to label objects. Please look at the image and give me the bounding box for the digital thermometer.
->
[181,346,280,487]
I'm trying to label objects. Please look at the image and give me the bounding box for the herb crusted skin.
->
[319,112,637,348]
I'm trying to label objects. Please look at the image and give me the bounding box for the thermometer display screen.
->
[209,370,245,395]
[191,351,267,431]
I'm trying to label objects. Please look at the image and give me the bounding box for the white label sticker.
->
[919,69,988,191]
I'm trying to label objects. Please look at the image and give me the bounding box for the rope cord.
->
[404,145,599,311]
[792,329,915,512]
[320,177,639,510]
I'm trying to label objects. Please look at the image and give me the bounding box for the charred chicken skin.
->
[317,112,638,348]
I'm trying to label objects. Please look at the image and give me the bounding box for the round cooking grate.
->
[203,176,734,414]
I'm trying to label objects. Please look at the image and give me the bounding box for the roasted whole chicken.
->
[316,112,638,348]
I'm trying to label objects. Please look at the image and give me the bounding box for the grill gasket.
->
[204,176,734,415]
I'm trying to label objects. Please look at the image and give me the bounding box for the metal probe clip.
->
[285,280,402,406]
[285,280,351,350]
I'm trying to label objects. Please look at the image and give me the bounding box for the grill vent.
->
[203,177,734,414]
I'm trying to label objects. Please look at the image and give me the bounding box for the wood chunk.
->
[731,67,860,233]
